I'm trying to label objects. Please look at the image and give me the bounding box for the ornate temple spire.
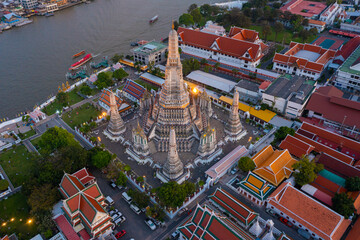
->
[106,90,126,137]
[162,128,184,180]
[225,90,243,138]
[159,25,189,108]
[198,120,217,156]
[132,120,149,156]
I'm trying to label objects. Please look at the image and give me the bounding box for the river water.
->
[0,0,218,119]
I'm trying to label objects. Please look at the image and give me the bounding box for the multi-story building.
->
[273,42,336,80]
[335,43,360,91]
[267,182,351,240]
[304,19,326,33]
[280,0,327,18]
[21,0,37,9]
[131,41,167,65]
[319,2,342,25]
[58,168,113,239]
[177,26,268,70]
[262,74,316,117]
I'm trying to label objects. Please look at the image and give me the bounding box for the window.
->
[271,206,274,209]
[280,212,283,215]
[286,216,289,219]
[292,220,295,223]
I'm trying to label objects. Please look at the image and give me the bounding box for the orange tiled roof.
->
[308,19,326,26]
[99,89,122,109]
[252,145,297,186]
[345,216,360,240]
[268,182,351,240]
[228,26,259,42]
[279,135,315,158]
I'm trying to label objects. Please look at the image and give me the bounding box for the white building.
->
[262,75,316,118]
[304,19,326,33]
[335,44,360,92]
[200,21,226,36]
[21,0,37,9]
[319,2,342,25]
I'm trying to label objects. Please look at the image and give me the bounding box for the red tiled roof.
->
[228,26,259,42]
[345,216,360,240]
[318,153,360,178]
[83,184,102,199]
[78,229,91,240]
[99,89,122,109]
[268,182,351,240]
[301,122,360,161]
[279,135,315,158]
[178,27,266,61]
[335,36,360,64]
[295,132,354,165]
[60,174,84,198]
[273,42,336,73]
[54,215,80,240]
[72,168,95,185]
[209,188,257,226]
[280,0,327,17]
[305,86,360,128]
[259,81,271,90]
[308,19,326,26]
[123,79,146,100]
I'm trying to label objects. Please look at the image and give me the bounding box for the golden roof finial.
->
[172,20,174,30]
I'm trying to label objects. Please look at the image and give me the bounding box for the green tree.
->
[80,85,92,96]
[274,126,295,142]
[128,189,150,209]
[116,172,128,186]
[332,193,355,219]
[200,58,208,65]
[113,68,129,81]
[214,62,220,70]
[200,4,212,17]
[274,22,284,42]
[156,181,195,208]
[188,3,198,13]
[22,114,30,123]
[262,22,272,41]
[136,176,144,183]
[91,148,112,169]
[190,8,202,24]
[28,184,59,214]
[124,164,131,172]
[94,72,113,89]
[0,179,9,191]
[111,54,123,63]
[292,157,324,186]
[238,156,256,172]
[179,13,194,26]
[146,204,165,221]
[346,176,360,191]
[299,29,311,42]
[56,91,70,107]
[38,126,77,153]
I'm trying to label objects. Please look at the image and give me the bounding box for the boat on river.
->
[69,53,92,70]
[72,50,85,58]
[149,15,158,24]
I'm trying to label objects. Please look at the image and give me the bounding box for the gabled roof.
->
[252,145,297,186]
[334,36,360,64]
[308,19,326,26]
[273,42,336,73]
[123,79,146,100]
[228,26,259,43]
[305,87,360,128]
[59,173,85,198]
[54,215,80,240]
[177,204,254,240]
[239,172,275,201]
[72,168,95,186]
[209,188,257,227]
[99,89,122,109]
[279,135,315,158]
[178,27,267,61]
[268,182,351,240]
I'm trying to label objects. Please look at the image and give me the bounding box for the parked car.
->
[145,218,156,230]
[230,168,237,175]
[279,217,293,227]
[171,230,180,239]
[109,209,119,216]
[265,208,276,216]
[114,216,126,226]
[117,185,124,190]
[130,204,141,215]
[105,196,114,205]
[178,207,188,216]
[110,182,117,188]
[115,230,126,239]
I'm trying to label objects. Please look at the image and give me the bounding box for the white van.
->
[122,192,132,204]
[105,196,114,205]
[130,204,141,215]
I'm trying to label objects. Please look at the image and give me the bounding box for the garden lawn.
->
[0,145,35,187]
[135,79,159,91]
[248,25,317,44]
[43,88,84,116]
[19,129,36,140]
[0,192,37,238]
[62,103,101,128]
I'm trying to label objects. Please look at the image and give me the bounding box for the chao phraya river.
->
[0,0,216,118]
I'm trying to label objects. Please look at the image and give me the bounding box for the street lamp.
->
[143,175,146,190]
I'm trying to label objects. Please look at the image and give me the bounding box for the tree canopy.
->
[190,8,202,24]
[38,126,77,154]
[113,68,129,81]
[80,84,92,96]
[56,92,70,107]
[94,72,113,89]
[155,181,195,209]
[0,179,9,191]
[182,58,200,76]
[179,13,194,26]
[332,193,355,219]
[238,156,256,172]
[111,54,123,63]
[116,171,127,187]
[128,189,150,209]
[146,204,165,221]
[28,184,59,214]
[346,176,360,192]
[90,147,113,169]
[292,157,323,186]
[274,126,295,143]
